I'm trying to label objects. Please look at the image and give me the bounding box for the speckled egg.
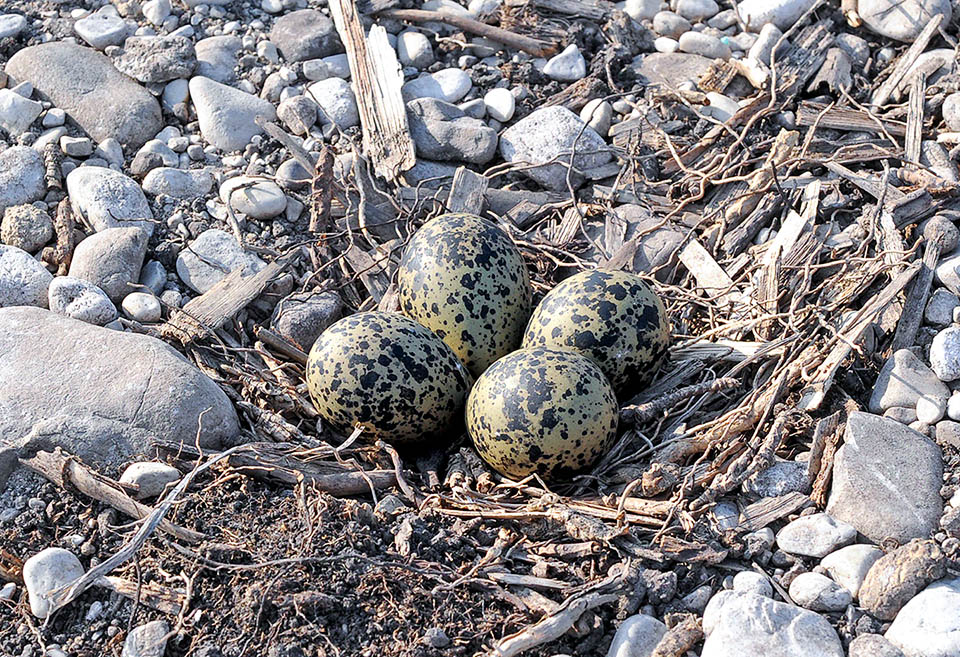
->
[522,270,670,398]
[397,213,533,378]
[466,347,619,480]
[306,312,472,444]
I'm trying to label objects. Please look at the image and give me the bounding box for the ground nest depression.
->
[5,0,960,656]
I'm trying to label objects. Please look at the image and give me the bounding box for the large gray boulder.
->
[499,106,611,191]
[5,43,162,149]
[827,412,943,543]
[702,590,843,657]
[0,307,239,468]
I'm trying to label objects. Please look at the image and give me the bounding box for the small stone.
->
[923,215,960,252]
[306,77,358,128]
[944,93,960,132]
[122,620,169,657]
[926,288,959,327]
[869,349,949,414]
[748,23,785,64]
[483,87,515,122]
[189,77,276,152]
[931,326,960,381]
[48,277,117,326]
[0,147,45,215]
[788,572,852,612]
[220,177,287,219]
[917,394,947,424]
[678,31,731,60]
[402,68,472,103]
[948,393,960,421]
[654,37,679,53]
[74,13,129,50]
[922,141,959,183]
[859,539,945,621]
[702,591,843,657]
[0,582,15,600]
[114,36,197,84]
[683,584,713,613]
[68,226,149,304]
[849,635,906,657]
[195,36,241,84]
[859,0,952,42]
[732,571,772,598]
[0,245,53,308]
[277,95,318,135]
[579,99,612,137]
[142,168,213,199]
[606,614,667,657]
[271,291,343,351]
[624,0,660,21]
[42,108,66,128]
[704,92,739,122]
[422,627,450,649]
[66,167,153,236]
[397,31,434,69]
[60,136,95,158]
[820,544,884,599]
[121,292,161,323]
[23,548,85,618]
[884,406,918,424]
[676,0,719,22]
[176,229,266,293]
[743,459,809,497]
[653,11,691,39]
[270,9,342,63]
[119,462,180,499]
[543,44,587,81]
[142,0,171,25]
[0,89,43,137]
[1,204,53,254]
[0,14,27,39]
[776,513,856,558]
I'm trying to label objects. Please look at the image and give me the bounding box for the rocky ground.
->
[3,0,960,656]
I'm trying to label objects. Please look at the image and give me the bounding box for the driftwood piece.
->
[154,439,397,495]
[342,243,393,303]
[807,47,852,94]
[904,73,927,168]
[42,198,77,276]
[678,239,736,302]
[543,75,608,112]
[891,227,944,352]
[796,102,907,137]
[329,2,415,180]
[504,0,612,21]
[490,570,628,657]
[738,492,811,532]
[19,448,205,544]
[723,129,799,228]
[98,576,186,615]
[162,254,295,344]
[378,8,553,57]
[446,167,489,215]
[870,14,943,107]
[799,260,921,410]
[651,616,703,657]
[720,194,786,259]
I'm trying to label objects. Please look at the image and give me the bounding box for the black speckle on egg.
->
[522,270,670,399]
[306,312,472,445]
[397,213,533,378]
[466,347,618,480]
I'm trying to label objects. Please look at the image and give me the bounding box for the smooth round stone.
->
[0,244,53,308]
[944,93,960,132]
[402,68,472,103]
[776,513,857,558]
[788,572,853,612]
[859,0,952,42]
[397,30,434,69]
[23,548,84,618]
[119,462,181,499]
[142,0,171,25]
[483,87,515,122]
[122,292,161,322]
[142,168,214,199]
[0,14,28,39]
[925,288,959,327]
[579,98,612,137]
[219,177,287,219]
[732,571,773,597]
[653,11,691,39]
[917,394,947,424]
[931,326,960,382]
[678,31,731,60]
[306,77,359,128]
[543,43,586,81]
[654,37,679,53]
[676,0,719,21]
[705,92,739,122]
[820,544,883,599]
[262,0,283,12]
[948,392,960,421]
[48,276,118,326]
[0,88,43,137]
[624,0,660,21]
[607,614,667,657]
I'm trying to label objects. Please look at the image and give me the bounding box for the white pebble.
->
[483,87,515,122]
[917,394,946,424]
[543,44,586,82]
[121,292,162,323]
[654,37,679,53]
[23,548,84,618]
